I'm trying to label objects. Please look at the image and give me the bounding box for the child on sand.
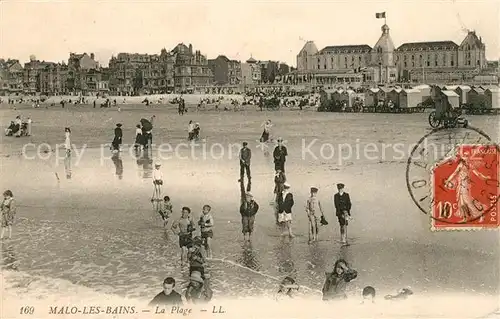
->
[188,236,206,277]
[305,187,324,244]
[171,207,196,266]
[362,286,376,304]
[1,190,16,239]
[152,162,163,201]
[198,204,214,259]
[158,196,173,228]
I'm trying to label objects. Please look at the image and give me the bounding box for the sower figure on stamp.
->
[444,150,491,223]
[334,183,352,245]
[238,142,252,192]
[273,138,288,173]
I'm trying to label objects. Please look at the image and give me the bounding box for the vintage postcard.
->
[0,0,499,318]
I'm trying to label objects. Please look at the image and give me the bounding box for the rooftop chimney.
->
[90,53,95,60]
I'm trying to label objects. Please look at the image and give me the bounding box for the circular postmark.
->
[406,126,500,226]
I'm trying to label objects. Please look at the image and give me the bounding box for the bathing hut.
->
[413,84,432,106]
[430,85,443,101]
[443,85,458,91]
[331,89,349,107]
[436,90,460,115]
[364,88,380,107]
[379,87,392,102]
[454,85,471,106]
[319,89,336,106]
[399,89,422,108]
[484,87,500,109]
[386,88,402,107]
[467,87,487,108]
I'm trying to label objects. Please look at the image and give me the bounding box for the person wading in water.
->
[322,259,357,301]
[273,138,288,173]
[334,183,352,245]
[111,123,123,152]
[238,142,252,191]
[239,181,259,242]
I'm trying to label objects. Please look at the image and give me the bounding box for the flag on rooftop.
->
[376,12,386,19]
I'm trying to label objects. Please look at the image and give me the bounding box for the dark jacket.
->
[273,172,286,194]
[334,192,352,216]
[280,192,294,214]
[149,290,183,306]
[273,146,288,163]
[240,147,251,165]
[240,200,259,217]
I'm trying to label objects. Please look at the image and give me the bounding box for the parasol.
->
[140,118,153,131]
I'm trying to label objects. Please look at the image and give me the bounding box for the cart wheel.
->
[428,111,441,128]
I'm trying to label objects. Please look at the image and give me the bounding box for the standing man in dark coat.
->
[238,142,252,191]
[273,137,288,173]
[333,183,352,245]
[111,123,123,152]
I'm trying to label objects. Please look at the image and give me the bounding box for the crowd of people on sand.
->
[4,115,31,137]
[130,117,413,307]
[2,102,413,308]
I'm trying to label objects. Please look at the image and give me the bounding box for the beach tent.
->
[454,85,471,106]
[484,88,500,109]
[399,89,422,108]
[467,87,486,108]
[364,88,380,107]
[386,88,402,107]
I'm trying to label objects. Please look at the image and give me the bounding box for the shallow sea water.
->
[1,109,499,317]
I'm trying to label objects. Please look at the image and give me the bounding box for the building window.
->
[412,62,415,67]
[427,61,430,67]
[451,60,454,66]
[411,55,414,60]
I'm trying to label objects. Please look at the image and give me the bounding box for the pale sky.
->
[1,0,498,67]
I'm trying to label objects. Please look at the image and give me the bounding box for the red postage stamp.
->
[432,144,499,230]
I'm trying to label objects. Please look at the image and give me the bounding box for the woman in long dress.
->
[1,190,16,239]
[134,124,143,151]
[445,150,491,222]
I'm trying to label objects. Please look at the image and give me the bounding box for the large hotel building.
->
[295,23,489,86]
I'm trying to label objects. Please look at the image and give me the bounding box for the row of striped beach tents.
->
[321,84,499,109]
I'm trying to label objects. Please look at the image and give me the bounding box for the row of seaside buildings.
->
[1,24,498,96]
[0,43,290,96]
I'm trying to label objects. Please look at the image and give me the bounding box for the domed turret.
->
[381,24,390,34]
[371,23,395,66]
